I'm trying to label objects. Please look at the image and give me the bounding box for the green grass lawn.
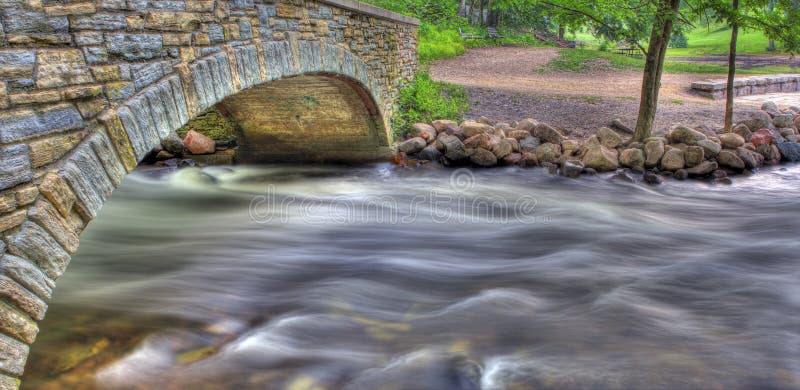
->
[568,24,783,58]
[542,48,795,75]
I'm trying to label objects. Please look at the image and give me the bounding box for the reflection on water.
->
[24,164,800,389]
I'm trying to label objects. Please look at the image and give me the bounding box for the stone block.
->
[0,275,47,321]
[82,47,108,64]
[88,131,126,187]
[98,114,138,172]
[1,9,69,44]
[70,12,127,30]
[324,43,341,73]
[131,62,165,90]
[0,210,25,233]
[62,85,103,100]
[90,65,121,82]
[39,173,76,218]
[0,194,14,213]
[0,104,84,143]
[0,51,35,79]
[298,40,323,73]
[186,0,214,12]
[264,40,296,80]
[14,187,37,207]
[59,143,114,220]
[115,106,149,159]
[45,2,96,16]
[0,145,31,191]
[74,31,105,45]
[0,300,39,344]
[105,81,135,101]
[5,221,70,280]
[106,33,163,61]
[127,97,161,150]
[150,1,186,10]
[35,49,93,89]
[0,253,55,301]
[145,12,201,31]
[233,45,262,89]
[208,24,225,43]
[27,199,79,254]
[0,333,28,377]
[168,76,190,126]
[8,90,61,106]
[28,131,85,168]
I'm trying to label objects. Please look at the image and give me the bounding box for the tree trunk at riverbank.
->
[725,0,739,132]
[633,0,682,142]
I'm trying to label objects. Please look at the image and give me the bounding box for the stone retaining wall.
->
[692,75,800,99]
[0,0,418,387]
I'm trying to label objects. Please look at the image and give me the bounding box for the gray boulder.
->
[398,137,427,154]
[777,142,800,162]
[469,147,498,167]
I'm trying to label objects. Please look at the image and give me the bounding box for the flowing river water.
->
[23,164,800,389]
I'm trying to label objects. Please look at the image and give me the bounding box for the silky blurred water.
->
[24,164,800,390]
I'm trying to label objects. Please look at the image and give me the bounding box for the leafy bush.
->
[177,108,238,142]
[670,33,689,48]
[418,23,466,63]
[392,70,469,139]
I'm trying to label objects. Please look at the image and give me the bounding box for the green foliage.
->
[418,23,467,63]
[670,33,689,48]
[392,70,469,139]
[177,109,238,143]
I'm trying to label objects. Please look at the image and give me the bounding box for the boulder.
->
[502,153,523,166]
[520,152,539,167]
[773,114,794,128]
[519,137,541,152]
[719,133,745,149]
[735,110,775,131]
[611,171,635,183]
[581,137,619,171]
[686,161,718,176]
[183,130,216,155]
[516,118,538,131]
[155,150,175,161]
[161,132,185,155]
[418,145,443,161]
[561,139,581,155]
[674,169,689,180]
[611,118,634,134]
[439,134,467,161]
[751,128,777,146]
[779,128,797,138]
[717,150,745,170]
[535,143,562,164]
[477,116,496,126]
[736,147,762,169]
[756,144,781,165]
[507,130,532,140]
[506,138,520,153]
[460,120,494,137]
[597,127,623,148]
[533,123,565,145]
[660,148,685,171]
[695,139,721,158]
[761,101,778,112]
[412,123,437,142]
[643,171,662,185]
[620,148,645,172]
[732,124,753,142]
[464,133,498,149]
[795,115,800,130]
[469,147,497,167]
[644,139,665,168]
[431,120,460,135]
[492,139,515,159]
[776,142,800,162]
[684,146,704,168]
[561,160,584,178]
[398,137,427,154]
[667,126,707,145]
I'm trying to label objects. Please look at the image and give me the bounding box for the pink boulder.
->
[183,130,216,155]
[750,129,776,147]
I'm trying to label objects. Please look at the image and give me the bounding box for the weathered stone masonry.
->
[0,0,417,386]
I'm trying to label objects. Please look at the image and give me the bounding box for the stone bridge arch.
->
[0,0,417,386]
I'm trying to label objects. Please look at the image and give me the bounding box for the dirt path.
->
[429,46,789,136]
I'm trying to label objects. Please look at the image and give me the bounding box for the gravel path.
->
[429,46,794,137]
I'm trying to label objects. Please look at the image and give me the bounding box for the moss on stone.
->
[177,108,238,143]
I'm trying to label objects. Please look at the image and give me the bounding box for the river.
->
[23,164,800,389]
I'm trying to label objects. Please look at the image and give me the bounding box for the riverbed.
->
[24,164,800,389]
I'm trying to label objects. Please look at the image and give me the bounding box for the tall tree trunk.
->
[479,0,486,26]
[633,0,682,142]
[458,0,467,17]
[768,0,776,51]
[725,0,739,132]
[558,26,565,40]
[468,0,478,24]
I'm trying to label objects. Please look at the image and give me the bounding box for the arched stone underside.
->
[0,0,418,386]
[221,74,391,163]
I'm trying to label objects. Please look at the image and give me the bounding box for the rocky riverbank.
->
[395,101,800,184]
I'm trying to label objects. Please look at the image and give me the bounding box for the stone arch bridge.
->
[0,0,418,386]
